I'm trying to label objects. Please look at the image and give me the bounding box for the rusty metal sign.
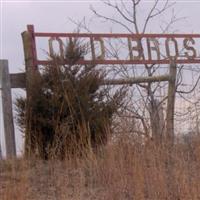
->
[25,25,200,67]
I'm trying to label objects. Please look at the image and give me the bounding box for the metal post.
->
[0,60,16,158]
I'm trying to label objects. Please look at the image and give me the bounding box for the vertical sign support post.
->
[0,60,16,158]
[0,143,2,159]
[165,60,177,198]
[21,25,38,157]
[166,60,177,145]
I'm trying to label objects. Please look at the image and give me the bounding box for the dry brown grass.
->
[1,134,200,200]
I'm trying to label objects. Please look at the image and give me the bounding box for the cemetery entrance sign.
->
[24,25,200,68]
[2,25,200,158]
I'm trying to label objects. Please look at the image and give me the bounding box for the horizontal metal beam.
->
[36,59,200,66]
[102,75,170,85]
[9,72,170,89]
[34,32,200,38]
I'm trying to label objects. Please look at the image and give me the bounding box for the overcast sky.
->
[1,0,200,156]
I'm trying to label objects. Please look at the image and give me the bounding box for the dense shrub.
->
[16,40,126,159]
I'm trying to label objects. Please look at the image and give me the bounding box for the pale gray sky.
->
[0,0,200,156]
[1,0,200,72]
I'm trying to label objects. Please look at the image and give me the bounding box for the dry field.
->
[1,135,200,200]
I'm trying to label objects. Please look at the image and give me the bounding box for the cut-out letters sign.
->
[26,25,200,67]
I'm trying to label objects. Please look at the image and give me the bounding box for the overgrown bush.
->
[16,40,126,159]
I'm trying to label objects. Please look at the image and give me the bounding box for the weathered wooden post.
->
[165,60,177,198]
[0,60,16,158]
[165,60,177,145]
[21,25,38,157]
[0,141,2,159]
[149,99,165,144]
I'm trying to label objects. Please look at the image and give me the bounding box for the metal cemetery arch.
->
[25,25,200,67]
[2,25,200,158]
[21,25,190,146]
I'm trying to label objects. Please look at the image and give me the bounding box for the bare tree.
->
[69,0,200,144]
[90,0,177,143]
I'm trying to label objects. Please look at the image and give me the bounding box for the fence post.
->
[165,60,177,198]
[0,142,2,159]
[21,25,38,157]
[165,60,177,145]
[0,60,16,158]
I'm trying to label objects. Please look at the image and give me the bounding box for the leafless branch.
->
[132,0,140,33]
[177,75,200,94]
[68,17,92,33]
[103,0,134,24]
[90,5,134,33]
[160,9,187,33]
